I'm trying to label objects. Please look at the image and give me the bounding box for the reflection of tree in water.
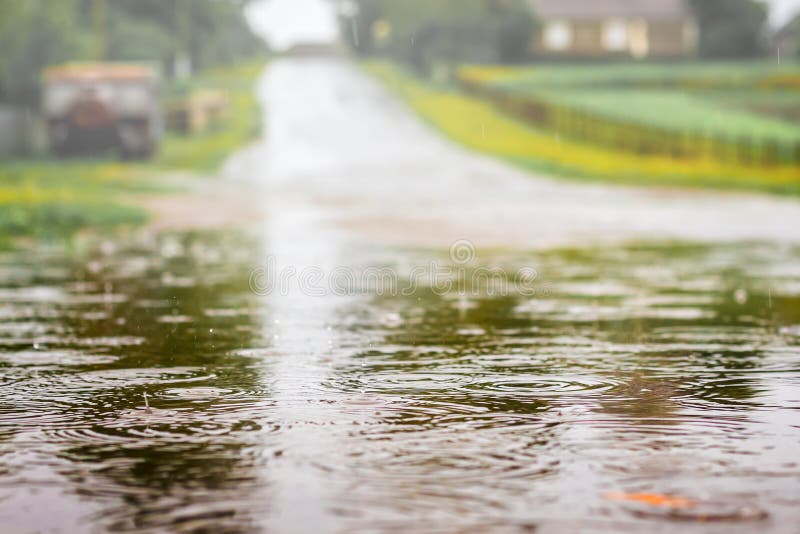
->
[331,288,552,427]
[20,237,792,526]
[336,243,799,428]
[544,243,799,421]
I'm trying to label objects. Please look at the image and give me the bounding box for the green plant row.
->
[458,76,800,167]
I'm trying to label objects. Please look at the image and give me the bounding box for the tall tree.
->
[0,0,264,103]
[689,0,768,58]
[0,0,90,102]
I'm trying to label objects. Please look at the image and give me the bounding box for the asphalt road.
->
[228,57,800,250]
[216,58,800,531]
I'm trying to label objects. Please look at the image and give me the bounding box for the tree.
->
[490,1,537,62]
[108,0,263,74]
[0,0,91,103]
[338,0,381,55]
[339,0,536,72]
[689,0,767,58]
[0,0,264,103]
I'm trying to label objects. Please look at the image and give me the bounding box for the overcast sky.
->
[767,0,800,26]
[247,0,800,51]
[246,0,338,50]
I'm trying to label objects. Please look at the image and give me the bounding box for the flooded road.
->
[233,58,800,249]
[2,58,800,532]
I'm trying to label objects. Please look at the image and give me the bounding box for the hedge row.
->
[459,78,800,167]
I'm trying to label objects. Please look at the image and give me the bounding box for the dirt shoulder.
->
[137,177,267,233]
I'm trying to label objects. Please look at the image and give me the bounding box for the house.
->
[528,0,697,59]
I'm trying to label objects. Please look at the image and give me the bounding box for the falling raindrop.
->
[734,288,748,305]
[380,312,403,328]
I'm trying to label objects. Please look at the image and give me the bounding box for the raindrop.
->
[380,312,403,328]
[734,288,748,305]
[100,241,115,256]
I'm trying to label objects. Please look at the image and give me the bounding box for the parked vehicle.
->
[43,63,162,158]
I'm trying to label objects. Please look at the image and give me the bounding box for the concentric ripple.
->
[1,236,800,531]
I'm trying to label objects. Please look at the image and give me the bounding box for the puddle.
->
[1,232,799,531]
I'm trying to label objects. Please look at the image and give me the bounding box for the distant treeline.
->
[340,0,777,71]
[340,0,536,71]
[688,0,770,59]
[0,0,264,104]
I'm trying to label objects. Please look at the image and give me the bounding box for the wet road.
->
[232,58,800,249]
[1,58,800,532]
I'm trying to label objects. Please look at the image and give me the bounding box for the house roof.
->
[528,0,693,21]
[43,63,158,83]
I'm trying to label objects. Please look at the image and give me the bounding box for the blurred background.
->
[0,0,798,233]
[2,1,800,532]
[321,0,800,195]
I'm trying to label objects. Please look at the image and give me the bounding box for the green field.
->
[480,61,800,90]
[531,88,800,142]
[0,62,264,247]
[365,61,800,196]
[703,90,800,122]
[459,61,800,164]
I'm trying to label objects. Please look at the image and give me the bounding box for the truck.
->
[43,63,162,159]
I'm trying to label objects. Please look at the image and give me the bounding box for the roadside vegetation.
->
[157,62,263,171]
[347,0,799,195]
[0,0,264,247]
[458,62,800,167]
[461,62,800,143]
[364,61,800,195]
[0,0,262,105]
[0,62,263,247]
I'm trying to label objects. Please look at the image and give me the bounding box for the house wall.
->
[533,17,695,58]
[533,20,609,58]
[649,20,695,57]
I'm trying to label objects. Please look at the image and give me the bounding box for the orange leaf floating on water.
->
[605,492,696,508]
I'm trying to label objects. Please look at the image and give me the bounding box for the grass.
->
[703,90,800,122]
[461,62,800,144]
[532,88,800,143]
[0,61,264,246]
[157,62,263,171]
[461,61,800,89]
[363,60,800,195]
